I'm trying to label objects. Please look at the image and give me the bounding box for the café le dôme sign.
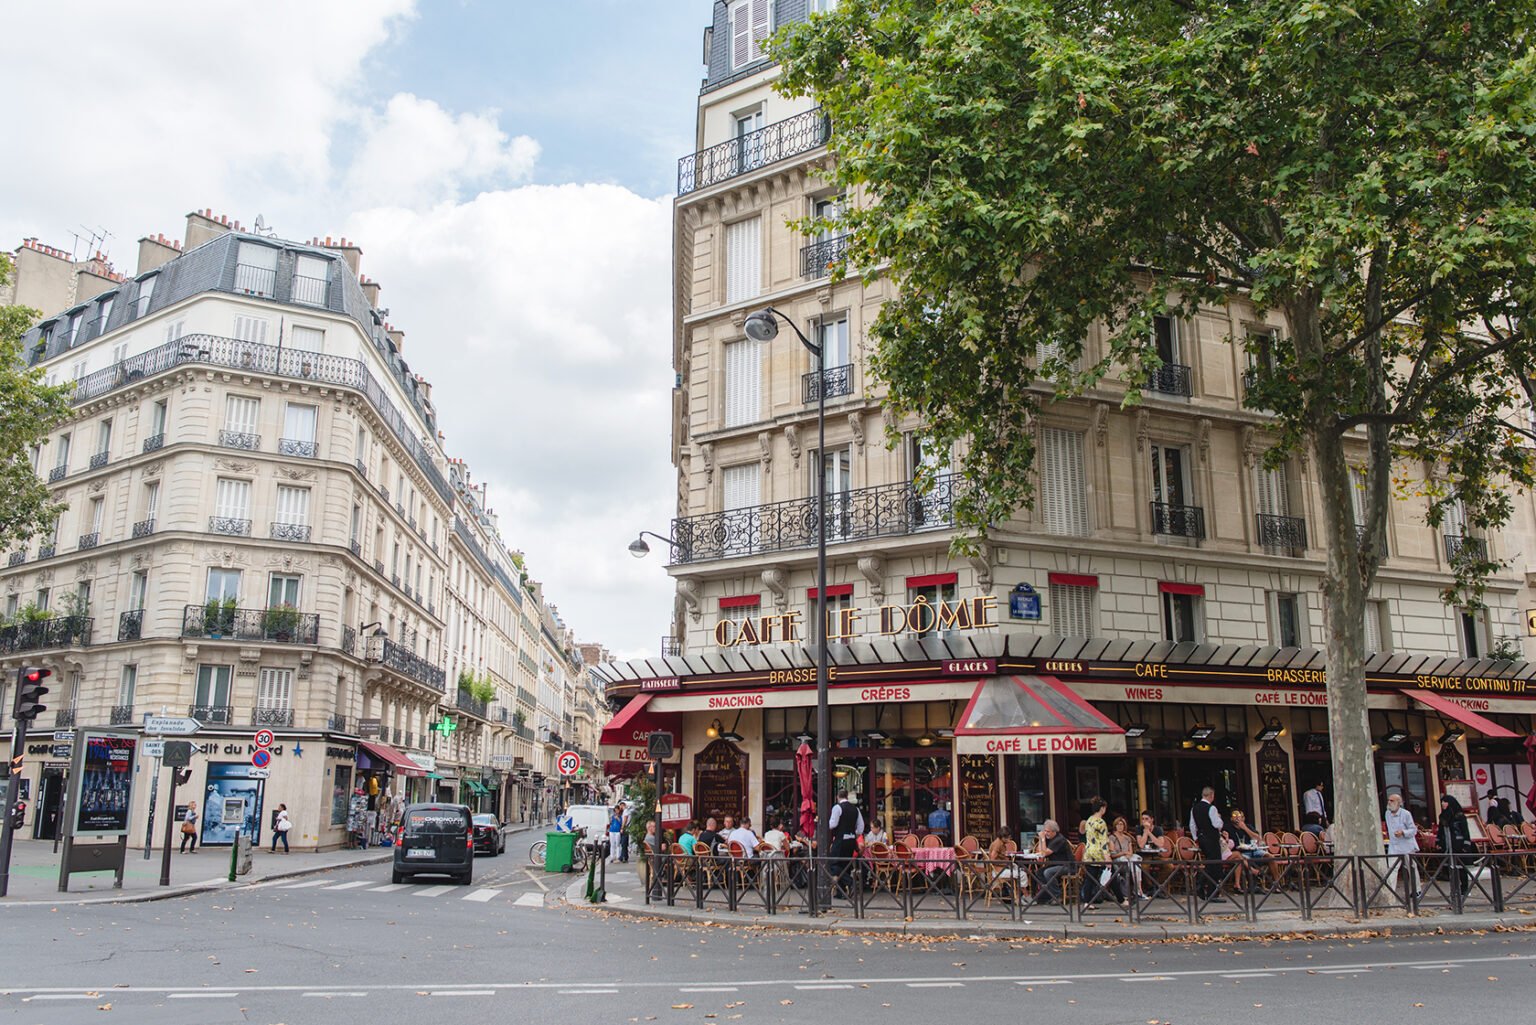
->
[714,595,999,648]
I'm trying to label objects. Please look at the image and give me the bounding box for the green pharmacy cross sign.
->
[432,716,458,737]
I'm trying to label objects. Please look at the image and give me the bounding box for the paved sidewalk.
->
[0,820,552,906]
[566,861,1536,940]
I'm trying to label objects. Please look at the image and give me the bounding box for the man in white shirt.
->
[727,816,760,857]
[827,790,865,899]
[1303,782,1329,826]
[1188,786,1226,902]
[1383,793,1419,901]
[762,819,788,851]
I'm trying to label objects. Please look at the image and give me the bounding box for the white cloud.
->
[346,94,540,208]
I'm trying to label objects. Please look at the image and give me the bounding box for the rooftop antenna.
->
[253,214,277,238]
[69,224,113,263]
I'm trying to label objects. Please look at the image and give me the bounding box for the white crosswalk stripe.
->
[324,881,373,890]
[369,883,410,892]
[463,888,500,902]
[514,892,544,907]
[279,880,330,889]
[414,885,455,897]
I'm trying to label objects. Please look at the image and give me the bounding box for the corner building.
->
[2,212,607,849]
[595,0,1536,842]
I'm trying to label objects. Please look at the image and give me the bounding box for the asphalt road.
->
[2,832,1533,1025]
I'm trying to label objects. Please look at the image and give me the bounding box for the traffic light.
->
[12,667,50,723]
[173,767,193,786]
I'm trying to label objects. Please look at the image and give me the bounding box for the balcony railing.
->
[89,450,109,470]
[54,708,76,728]
[233,262,276,297]
[365,634,447,691]
[180,604,321,645]
[209,517,252,537]
[278,437,318,458]
[1445,534,1487,565]
[355,458,367,479]
[1151,501,1206,540]
[801,233,851,278]
[109,705,135,725]
[291,274,329,306]
[77,532,99,550]
[1256,513,1307,553]
[405,731,416,749]
[1147,363,1193,397]
[349,538,361,557]
[326,713,347,732]
[219,430,260,450]
[142,433,165,453]
[661,636,681,657]
[37,543,55,559]
[455,690,489,720]
[190,703,235,725]
[677,107,831,195]
[270,522,312,543]
[252,707,295,727]
[670,473,968,564]
[803,363,854,403]
[1355,523,1388,556]
[132,518,155,538]
[118,608,144,641]
[6,552,22,567]
[341,624,357,655]
[48,464,66,483]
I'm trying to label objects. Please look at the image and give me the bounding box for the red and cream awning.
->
[954,675,1127,755]
[1403,688,1521,738]
[599,693,684,775]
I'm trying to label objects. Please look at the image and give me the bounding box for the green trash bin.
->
[544,831,576,873]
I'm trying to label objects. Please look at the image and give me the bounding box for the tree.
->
[774,1,1536,860]
[0,253,73,552]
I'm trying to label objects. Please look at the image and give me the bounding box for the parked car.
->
[471,813,505,856]
[393,803,473,884]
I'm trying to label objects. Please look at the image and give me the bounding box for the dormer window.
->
[729,0,771,70]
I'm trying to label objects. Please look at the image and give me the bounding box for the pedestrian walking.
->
[619,801,632,862]
[607,805,623,863]
[826,789,864,899]
[1437,794,1473,897]
[1188,786,1227,901]
[270,804,291,853]
[1383,793,1419,902]
[180,801,199,853]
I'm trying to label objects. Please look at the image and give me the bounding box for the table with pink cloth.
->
[912,846,956,876]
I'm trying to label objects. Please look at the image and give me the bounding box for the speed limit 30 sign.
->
[557,750,581,776]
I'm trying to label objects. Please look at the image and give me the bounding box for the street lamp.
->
[627,530,678,559]
[743,306,832,908]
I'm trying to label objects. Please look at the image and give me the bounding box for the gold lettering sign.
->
[715,595,996,648]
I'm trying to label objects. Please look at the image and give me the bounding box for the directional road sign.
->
[52,730,76,743]
[557,750,581,776]
[251,749,272,770]
[50,744,72,759]
[253,729,275,748]
[143,715,201,735]
[142,738,166,759]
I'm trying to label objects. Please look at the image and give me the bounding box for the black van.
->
[393,803,474,884]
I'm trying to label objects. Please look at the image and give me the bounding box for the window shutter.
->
[1445,498,1468,536]
[144,482,159,520]
[275,486,309,525]
[1255,464,1287,517]
[750,0,771,59]
[731,0,750,67]
[1349,467,1368,524]
[289,325,325,351]
[215,478,251,520]
[1036,339,1080,376]
[723,338,760,427]
[164,320,184,343]
[225,395,259,433]
[722,464,760,510]
[1363,599,1384,654]
[233,315,269,345]
[258,668,293,711]
[1040,428,1088,536]
[725,217,761,303]
[1049,583,1096,637]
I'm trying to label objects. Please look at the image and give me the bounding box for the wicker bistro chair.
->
[865,842,898,894]
[893,843,927,892]
[1502,824,1532,874]
[1297,829,1332,886]
[726,839,760,888]
[694,845,724,892]
[668,843,693,890]
[959,835,980,854]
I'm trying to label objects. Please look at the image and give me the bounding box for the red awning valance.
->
[357,740,427,777]
[1403,688,1521,738]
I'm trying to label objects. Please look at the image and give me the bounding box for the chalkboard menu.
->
[693,739,748,824]
[1256,741,1294,833]
[958,755,998,845]
[1437,743,1466,781]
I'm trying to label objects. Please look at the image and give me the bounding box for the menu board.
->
[958,754,998,845]
[1437,744,1466,781]
[1256,740,1294,834]
[692,739,748,824]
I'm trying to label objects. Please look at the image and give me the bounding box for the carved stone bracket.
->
[1092,402,1110,447]
[1197,418,1212,464]
[699,442,715,484]
[236,647,261,677]
[856,554,886,605]
[848,411,865,449]
[967,552,993,590]
[761,567,789,611]
[1135,409,1150,453]
[758,431,773,469]
[816,285,833,307]
[785,424,802,467]
[676,577,702,623]
[1241,425,1261,467]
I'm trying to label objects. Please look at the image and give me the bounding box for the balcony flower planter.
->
[262,603,301,641]
[204,597,237,638]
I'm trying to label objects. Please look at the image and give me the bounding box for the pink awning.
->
[1403,688,1521,738]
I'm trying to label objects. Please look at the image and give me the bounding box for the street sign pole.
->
[143,755,162,860]
[0,718,31,898]
[159,768,179,886]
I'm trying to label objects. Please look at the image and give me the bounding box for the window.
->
[67,311,84,346]
[729,0,771,69]
[282,403,318,455]
[88,496,104,535]
[35,588,49,611]
[129,570,148,611]
[233,314,270,345]
[906,434,951,481]
[290,325,325,351]
[718,596,760,626]
[292,255,329,306]
[809,0,838,12]
[812,195,844,241]
[813,445,852,539]
[98,297,115,337]
[214,477,251,521]
[142,481,160,523]
[76,580,92,615]
[194,664,233,708]
[112,341,128,364]
[1150,443,1201,537]
[907,576,958,637]
[1161,587,1202,642]
[1364,599,1388,654]
[150,398,168,437]
[1040,427,1089,536]
[1272,592,1302,648]
[735,108,765,171]
[1458,608,1485,658]
[164,319,185,343]
[54,433,70,471]
[206,568,242,602]
[725,217,761,303]
[722,463,759,510]
[1050,581,1097,637]
[807,589,852,644]
[235,241,278,297]
[63,670,80,711]
[1036,336,1082,377]
[117,665,137,707]
[268,574,301,608]
[72,359,87,381]
[4,595,16,619]
[96,418,112,456]
[817,315,850,368]
[1153,315,1181,366]
[350,504,363,542]
[723,337,761,427]
[134,274,157,318]
[224,395,259,435]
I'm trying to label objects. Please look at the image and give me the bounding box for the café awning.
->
[599,693,683,752]
[357,740,427,777]
[953,675,1127,755]
[1403,688,1522,738]
[464,780,489,796]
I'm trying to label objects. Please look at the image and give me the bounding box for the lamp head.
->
[627,535,651,559]
[743,310,780,342]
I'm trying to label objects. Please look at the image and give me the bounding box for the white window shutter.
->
[258,668,293,711]
[225,396,259,433]
[724,338,760,427]
[1255,464,1287,517]
[289,325,325,351]
[276,486,309,526]
[1050,583,1096,637]
[215,478,251,520]
[750,0,771,60]
[1040,428,1088,536]
[233,315,269,345]
[725,218,761,303]
[283,403,317,442]
[1363,600,1384,654]
[731,0,750,67]
[722,464,760,510]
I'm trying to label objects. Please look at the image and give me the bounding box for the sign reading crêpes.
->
[714,595,998,648]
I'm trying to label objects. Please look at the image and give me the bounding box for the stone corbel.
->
[967,552,993,590]
[1135,409,1150,453]
[856,555,886,605]
[817,285,833,307]
[699,442,714,484]
[1197,418,1212,464]
[848,411,865,450]
[785,424,802,467]
[759,431,773,469]
[1241,426,1260,467]
[1092,402,1110,447]
[676,577,702,623]
[761,567,789,611]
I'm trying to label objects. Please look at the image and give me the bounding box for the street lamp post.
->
[743,306,831,911]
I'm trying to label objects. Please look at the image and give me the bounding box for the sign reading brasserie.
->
[715,595,998,647]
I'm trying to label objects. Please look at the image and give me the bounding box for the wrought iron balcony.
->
[677,107,831,195]
[278,437,318,458]
[209,516,252,537]
[252,707,295,727]
[110,704,135,725]
[48,464,66,483]
[395,501,404,517]
[190,703,236,725]
[219,430,260,450]
[1445,534,1487,565]
[379,483,389,501]
[291,274,329,306]
[1147,363,1192,397]
[89,450,109,470]
[349,538,361,557]
[661,635,681,657]
[1151,501,1206,540]
[342,624,357,655]
[390,727,402,745]
[803,363,854,403]
[54,708,77,728]
[1256,513,1307,552]
[355,457,367,478]
[142,432,165,453]
[6,552,22,567]
[392,573,400,588]
[1355,523,1388,556]
[270,522,312,543]
[670,473,966,564]
[180,604,320,644]
[77,532,99,550]
[801,233,851,278]
[374,559,385,574]
[455,690,489,720]
[132,518,155,538]
[405,730,416,749]
[37,543,54,559]
[365,634,447,691]
[233,262,276,297]
[326,713,347,732]
[118,608,144,641]
[0,616,92,652]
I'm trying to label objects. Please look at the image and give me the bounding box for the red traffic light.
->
[13,666,51,722]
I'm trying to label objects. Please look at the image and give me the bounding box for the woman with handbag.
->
[180,800,198,853]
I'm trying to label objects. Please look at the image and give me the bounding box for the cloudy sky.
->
[0,1,713,658]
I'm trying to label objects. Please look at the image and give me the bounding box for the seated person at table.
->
[763,818,788,851]
[1108,815,1147,900]
[1227,810,1264,848]
[677,823,698,854]
[1034,819,1076,903]
[866,820,890,846]
[1137,811,1164,848]
[1301,811,1326,837]
[927,802,953,840]
[728,817,760,856]
[696,817,722,853]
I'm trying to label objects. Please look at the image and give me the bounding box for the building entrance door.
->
[34,769,65,841]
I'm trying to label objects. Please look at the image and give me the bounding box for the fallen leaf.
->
[781,999,794,1005]
[671,1004,693,1010]
[97,1003,111,1011]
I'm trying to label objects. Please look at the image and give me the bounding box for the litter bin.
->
[544,831,576,873]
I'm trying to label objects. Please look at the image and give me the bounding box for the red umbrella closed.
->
[796,741,816,840]
[1524,734,1536,818]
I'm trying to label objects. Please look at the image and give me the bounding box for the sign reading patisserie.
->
[714,595,998,647]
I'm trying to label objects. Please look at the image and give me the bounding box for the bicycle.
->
[529,828,594,872]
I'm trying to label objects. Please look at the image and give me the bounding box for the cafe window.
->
[906,574,957,637]
[807,585,853,645]
[1160,583,1203,643]
[1270,592,1303,648]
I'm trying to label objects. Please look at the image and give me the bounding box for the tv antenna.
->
[69,224,113,263]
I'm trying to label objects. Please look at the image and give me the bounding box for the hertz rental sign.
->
[714,595,998,648]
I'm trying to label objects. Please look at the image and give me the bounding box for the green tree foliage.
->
[0,254,73,551]
[775,0,1536,857]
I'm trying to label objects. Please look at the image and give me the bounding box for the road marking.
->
[303,992,367,998]
[906,982,964,988]
[369,883,410,892]
[1119,976,1174,982]
[24,994,97,1001]
[605,894,630,903]
[463,888,500,903]
[324,881,373,890]
[1314,968,1372,975]
[168,992,239,999]
[280,880,330,888]
[559,989,619,995]
[1015,980,1072,986]
[795,984,854,990]
[1415,964,1461,970]
[514,892,544,907]
[414,885,455,897]
[521,868,551,891]
[428,990,496,997]
[1223,973,1277,979]
[679,987,739,993]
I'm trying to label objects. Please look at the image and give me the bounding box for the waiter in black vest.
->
[1188,785,1227,902]
[827,789,865,899]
